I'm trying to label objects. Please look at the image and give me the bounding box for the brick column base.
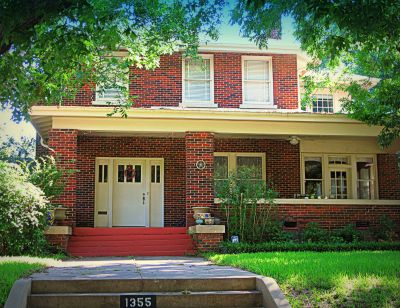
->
[192,233,223,252]
[45,234,70,252]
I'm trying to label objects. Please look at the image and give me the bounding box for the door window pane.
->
[126,165,134,182]
[134,165,141,183]
[98,165,103,183]
[330,171,348,199]
[103,165,108,183]
[118,165,125,182]
[151,165,161,183]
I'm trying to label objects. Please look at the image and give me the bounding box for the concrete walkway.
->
[30,257,258,280]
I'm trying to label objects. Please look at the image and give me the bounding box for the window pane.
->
[304,157,322,179]
[126,165,134,182]
[151,165,155,183]
[312,94,334,113]
[328,156,349,165]
[244,81,269,103]
[185,59,210,79]
[357,160,373,199]
[330,171,347,199]
[214,156,228,179]
[237,156,263,179]
[103,165,108,183]
[305,180,322,196]
[118,165,124,182]
[134,165,142,183]
[156,165,160,183]
[98,165,103,183]
[357,161,372,180]
[245,60,269,81]
[185,80,211,101]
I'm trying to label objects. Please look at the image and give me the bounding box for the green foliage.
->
[209,251,400,307]
[332,223,360,243]
[0,161,50,256]
[20,156,68,204]
[0,261,45,306]
[215,167,278,243]
[374,215,398,242]
[218,241,400,254]
[0,135,35,163]
[234,1,400,147]
[302,222,329,243]
[0,0,225,121]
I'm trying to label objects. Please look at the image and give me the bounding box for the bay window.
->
[302,154,377,199]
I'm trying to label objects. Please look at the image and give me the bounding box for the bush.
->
[218,241,400,254]
[332,224,360,243]
[215,167,278,243]
[374,215,398,241]
[302,222,329,243]
[0,161,50,255]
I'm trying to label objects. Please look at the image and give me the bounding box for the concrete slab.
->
[30,257,256,281]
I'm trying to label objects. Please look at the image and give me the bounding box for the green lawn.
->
[0,256,61,307]
[209,251,400,307]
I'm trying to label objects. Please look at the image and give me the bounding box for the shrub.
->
[0,161,49,255]
[374,215,398,241]
[215,167,278,243]
[218,241,400,254]
[302,222,329,243]
[332,224,360,243]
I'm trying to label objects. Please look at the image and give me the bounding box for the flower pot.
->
[54,207,67,220]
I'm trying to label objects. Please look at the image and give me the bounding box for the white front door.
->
[113,159,147,227]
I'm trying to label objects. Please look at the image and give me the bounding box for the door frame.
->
[94,157,164,227]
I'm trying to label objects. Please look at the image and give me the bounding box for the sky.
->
[0,4,298,143]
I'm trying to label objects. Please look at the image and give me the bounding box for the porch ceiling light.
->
[288,135,300,145]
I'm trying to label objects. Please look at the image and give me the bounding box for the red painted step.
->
[67,227,195,257]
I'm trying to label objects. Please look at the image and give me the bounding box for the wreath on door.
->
[125,165,136,182]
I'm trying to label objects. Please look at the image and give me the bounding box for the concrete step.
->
[73,227,188,236]
[29,290,263,308]
[31,278,257,294]
[69,233,191,241]
[68,238,193,248]
[68,243,193,253]
[68,249,196,257]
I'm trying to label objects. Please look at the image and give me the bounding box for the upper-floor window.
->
[241,56,273,108]
[302,153,377,199]
[94,76,128,105]
[312,94,334,113]
[182,54,215,107]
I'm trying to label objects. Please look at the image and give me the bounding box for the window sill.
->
[240,103,277,109]
[92,100,122,106]
[180,102,218,108]
[214,198,400,206]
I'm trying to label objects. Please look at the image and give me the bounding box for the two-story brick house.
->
[31,41,400,256]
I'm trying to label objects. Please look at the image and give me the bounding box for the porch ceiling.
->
[31,106,383,140]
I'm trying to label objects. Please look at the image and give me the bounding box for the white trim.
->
[181,54,217,108]
[241,56,274,109]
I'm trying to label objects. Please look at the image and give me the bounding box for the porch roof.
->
[31,106,383,140]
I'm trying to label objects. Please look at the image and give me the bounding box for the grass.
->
[0,256,62,307]
[208,251,400,307]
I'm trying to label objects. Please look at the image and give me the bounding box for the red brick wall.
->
[215,138,301,198]
[377,154,400,200]
[62,52,298,109]
[185,132,215,226]
[191,233,223,252]
[48,129,78,226]
[45,234,70,251]
[77,135,186,227]
[277,203,400,234]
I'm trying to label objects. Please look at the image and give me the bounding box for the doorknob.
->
[142,193,146,205]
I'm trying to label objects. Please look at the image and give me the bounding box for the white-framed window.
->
[182,54,215,107]
[312,94,334,113]
[241,56,274,108]
[93,77,129,105]
[214,152,266,194]
[301,153,377,199]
